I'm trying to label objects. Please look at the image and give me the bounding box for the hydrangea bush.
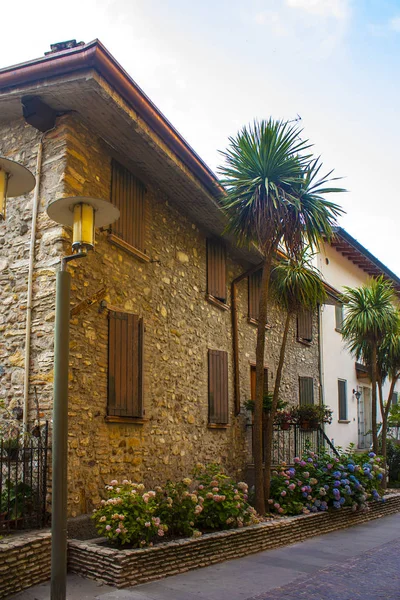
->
[268,449,384,516]
[92,464,259,547]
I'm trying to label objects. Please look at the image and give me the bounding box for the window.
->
[391,392,398,406]
[107,311,144,419]
[250,365,268,401]
[110,160,146,254]
[207,239,226,303]
[208,349,229,424]
[297,310,313,343]
[335,304,344,332]
[338,379,348,421]
[299,376,314,405]
[248,270,262,321]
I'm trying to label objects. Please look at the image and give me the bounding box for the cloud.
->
[389,15,400,32]
[285,0,350,20]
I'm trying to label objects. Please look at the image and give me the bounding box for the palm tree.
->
[263,251,327,504]
[378,323,400,462]
[219,119,344,514]
[341,277,399,453]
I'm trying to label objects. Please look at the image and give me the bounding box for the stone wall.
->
[0,113,321,516]
[0,531,51,599]
[0,119,68,427]
[68,494,400,588]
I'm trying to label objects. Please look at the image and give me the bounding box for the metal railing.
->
[247,422,339,465]
[0,421,50,532]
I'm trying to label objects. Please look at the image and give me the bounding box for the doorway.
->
[357,387,372,449]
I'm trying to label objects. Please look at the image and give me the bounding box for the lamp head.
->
[46,196,120,253]
[353,389,362,400]
[0,157,36,221]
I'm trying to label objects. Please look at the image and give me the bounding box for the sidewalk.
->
[12,512,400,600]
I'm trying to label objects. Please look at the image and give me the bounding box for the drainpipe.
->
[318,303,325,406]
[22,137,44,434]
[231,262,264,415]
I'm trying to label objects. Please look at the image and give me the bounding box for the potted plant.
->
[291,404,333,430]
[244,394,287,428]
[274,410,293,430]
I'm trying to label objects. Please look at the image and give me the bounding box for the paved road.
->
[12,513,400,600]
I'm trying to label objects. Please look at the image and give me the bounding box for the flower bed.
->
[68,492,400,589]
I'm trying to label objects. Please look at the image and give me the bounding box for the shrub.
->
[155,479,201,538]
[387,441,400,485]
[193,463,259,529]
[93,466,260,547]
[268,449,384,516]
[92,480,168,547]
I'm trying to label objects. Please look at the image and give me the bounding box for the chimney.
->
[45,40,85,55]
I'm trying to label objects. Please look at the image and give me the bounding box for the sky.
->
[1,0,399,273]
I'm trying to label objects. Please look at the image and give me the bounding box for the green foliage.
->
[290,404,333,425]
[92,466,260,547]
[341,277,399,361]
[0,480,32,519]
[218,119,344,255]
[244,393,286,413]
[271,249,326,313]
[389,404,400,426]
[193,463,258,530]
[387,441,400,484]
[268,449,384,516]
[92,481,168,547]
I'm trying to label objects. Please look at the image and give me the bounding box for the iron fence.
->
[247,422,339,465]
[0,421,50,532]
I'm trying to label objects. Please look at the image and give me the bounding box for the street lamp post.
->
[46,197,119,600]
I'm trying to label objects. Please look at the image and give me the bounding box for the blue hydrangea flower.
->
[333,501,341,509]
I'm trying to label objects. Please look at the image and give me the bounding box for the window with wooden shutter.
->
[335,304,344,332]
[297,310,313,343]
[108,311,144,419]
[338,379,347,421]
[208,349,229,425]
[110,160,146,254]
[391,392,398,406]
[299,376,314,406]
[207,239,226,303]
[250,365,268,401]
[248,270,262,321]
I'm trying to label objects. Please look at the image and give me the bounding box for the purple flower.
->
[368,452,376,458]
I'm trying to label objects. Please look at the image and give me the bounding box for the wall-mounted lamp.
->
[353,389,362,400]
[0,156,36,221]
[47,196,119,255]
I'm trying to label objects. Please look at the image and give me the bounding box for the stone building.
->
[0,40,323,516]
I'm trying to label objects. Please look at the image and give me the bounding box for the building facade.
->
[0,41,321,516]
[317,229,400,451]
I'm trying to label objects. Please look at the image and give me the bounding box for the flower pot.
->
[280,423,291,431]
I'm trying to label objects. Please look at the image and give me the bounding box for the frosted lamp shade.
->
[72,203,95,251]
[0,157,36,197]
[47,196,120,228]
[0,157,36,221]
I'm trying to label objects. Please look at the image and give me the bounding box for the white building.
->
[317,228,400,451]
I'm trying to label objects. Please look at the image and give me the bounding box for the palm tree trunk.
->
[371,344,378,454]
[264,310,291,507]
[254,256,272,515]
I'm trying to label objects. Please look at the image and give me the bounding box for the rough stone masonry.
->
[0,112,320,516]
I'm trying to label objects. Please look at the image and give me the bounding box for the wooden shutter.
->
[250,365,268,401]
[111,160,146,252]
[208,349,229,424]
[248,271,262,320]
[338,379,347,420]
[108,311,144,418]
[207,239,226,302]
[297,310,313,342]
[391,392,398,406]
[299,377,314,406]
[335,304,344,331]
